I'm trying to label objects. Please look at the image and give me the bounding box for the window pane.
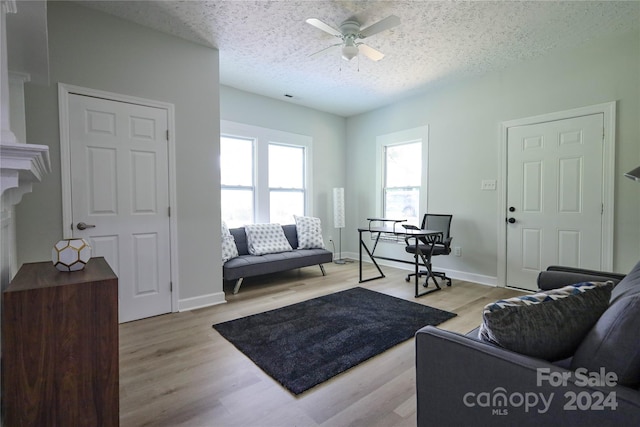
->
[385,142,421,187]
[221,136,253,186]
[221,189,253,228]
[270,191,304,224]
[269,144,304,189]
[385,188,420,225]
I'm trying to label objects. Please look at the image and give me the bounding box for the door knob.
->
[76,222,96,230]
[507,218,516,224]
[509,207,516,212]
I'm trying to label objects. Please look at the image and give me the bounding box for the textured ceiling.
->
[77,0,640,117]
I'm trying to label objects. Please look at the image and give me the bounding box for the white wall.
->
[16,2,222,304]
[12,3,640,307]
[346,29,640,280]
[220,86,347,243]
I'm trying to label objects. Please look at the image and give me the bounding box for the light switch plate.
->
[481,179,497,191]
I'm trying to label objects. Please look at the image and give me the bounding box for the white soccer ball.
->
[52,239,92,272]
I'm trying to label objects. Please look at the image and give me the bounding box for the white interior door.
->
[506,113,604,291]
[68,94,172,322]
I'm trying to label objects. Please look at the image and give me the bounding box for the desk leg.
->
[413,249,421,297]
[414,238,442,297]
[359,230,385,283]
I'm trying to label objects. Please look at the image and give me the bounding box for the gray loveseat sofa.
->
[223,224,333,294]
[415,260,640,426]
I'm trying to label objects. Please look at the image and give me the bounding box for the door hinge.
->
[602,203,604,215]
[166,129,169,141]
[170,281,173,292]
[168,206,171,217]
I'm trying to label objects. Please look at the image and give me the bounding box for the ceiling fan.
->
[306,15,400,62]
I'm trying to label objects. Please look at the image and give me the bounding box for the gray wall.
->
[220,85,347,242]
[346,29,640,279]
[17,2,221,301]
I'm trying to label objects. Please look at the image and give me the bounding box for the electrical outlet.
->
[454,246,462,257]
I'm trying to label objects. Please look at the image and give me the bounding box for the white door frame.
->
[497,101,616,287]
[58,83,180,312]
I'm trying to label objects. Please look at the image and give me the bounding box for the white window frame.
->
[268,142,307,222]
[221,120,313,224]
[376,126,429,241]
[220,135,256,225]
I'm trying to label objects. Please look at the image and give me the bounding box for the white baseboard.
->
[178,291,227,312]
[342,251,498,287]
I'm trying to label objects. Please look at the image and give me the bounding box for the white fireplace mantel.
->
[0,139,50,208]
[1,0,51,209]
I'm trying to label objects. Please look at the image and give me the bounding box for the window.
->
[269,144,305,224]
[220,121,312,227]
[220,136,254,226]
[377,126,428,232]
[383,142,422,226]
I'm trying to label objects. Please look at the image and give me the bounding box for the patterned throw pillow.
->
[478,281,614,361]
[244,223,293,255]
[221,221,239,264]
[293,215,326,249]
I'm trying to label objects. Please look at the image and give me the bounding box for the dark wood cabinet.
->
[2,257,119,426]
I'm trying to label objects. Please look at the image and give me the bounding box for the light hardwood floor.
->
[119,261,525,427]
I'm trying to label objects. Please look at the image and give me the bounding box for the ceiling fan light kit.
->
[342,39,359,61]
[306,15,400,62]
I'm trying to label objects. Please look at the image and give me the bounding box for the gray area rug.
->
[212,287,456,394]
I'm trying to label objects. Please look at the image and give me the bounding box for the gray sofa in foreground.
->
[223,224,333,294]
[416,260,640,426]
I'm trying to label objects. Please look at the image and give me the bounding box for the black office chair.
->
[404,214,453,288]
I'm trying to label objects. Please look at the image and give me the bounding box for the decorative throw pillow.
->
[478,281,614,361]
[221,221,238,263]
[293,215,326,249]
[244,223,293,255]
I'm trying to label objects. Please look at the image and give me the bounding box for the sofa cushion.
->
[221,221,239,263]
[479,281,613,361]
[571,293,640,388]
[293,215,325,249]
[223,248,332,281]
[244,223,293,255]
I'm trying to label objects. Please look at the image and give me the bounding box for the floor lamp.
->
[333,187,346,264]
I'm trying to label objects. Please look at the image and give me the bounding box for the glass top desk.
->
[358,218,444,297]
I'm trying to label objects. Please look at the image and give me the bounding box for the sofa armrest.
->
[537,266,626,291]
[416,326,640,426]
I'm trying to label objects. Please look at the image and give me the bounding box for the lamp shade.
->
[333,187,345,228]
[624,166,640,182]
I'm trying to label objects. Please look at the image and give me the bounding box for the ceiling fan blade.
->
[309,43,341,58]
[358,43,385,61]
[359,15,400,38]
[306,18,342,37]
